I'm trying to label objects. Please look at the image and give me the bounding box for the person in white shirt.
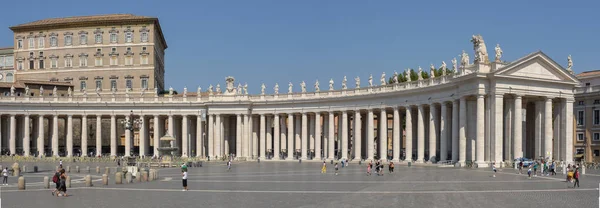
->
[182,170,188,191]
[2,167,8,185]
[492,163,497,178]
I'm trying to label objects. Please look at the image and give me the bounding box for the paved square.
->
[1,161,598,208]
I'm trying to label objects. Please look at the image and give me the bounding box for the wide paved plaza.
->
[0,161,598,208]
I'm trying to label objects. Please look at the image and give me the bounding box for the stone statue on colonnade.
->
[567,55,574,74]
[495,44,503,62]
[471,34,489,63]
[392,71,398,84]
[355,76,360,88]
[329,79,334,91]
[342,76,347,90]
[405,68,411,82]
[261,83,266,95]
[301,81,307,93]
[368,74,373,87]
[314,80,320,92]
[418,67,423,80]
[452,58,457,72]
[288,82,293,94]
[380,72,386,85]
[274,83,279,94]
[430,64,436,78]
[441,61,447,76]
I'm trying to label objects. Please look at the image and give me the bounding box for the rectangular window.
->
[17,61,23,70]
[80,81,86,90]
[39,59,44,69]
[110,34,117,43]
[141,32,148,42]
[578,101,585,106]
[577,133,584,141]
[141,79,148,89]
[595,100,600,104]
[95,34,102,44]
[140,55,148,65]
[28,38,34,48]
[38,37,44,48]
[51,59,58,68]
[65,58,72,67]
[110,56,118,66]
[110,80,117,90]
[80,57,87,67]
[594,133,600,141]
[65,36,72,46]
[95,57,102,66]
[95,80,102,90]
[5,56,12,67]
[50,37,58,47]
[594,150,600,157]
[125,32,133,43]
[577,110,585,126]
[29,60,34,69]
[126,79,132,89]
[125,56,133,66]
[17,40,23,49]
[595,110,600,125]
[80,34,87,45]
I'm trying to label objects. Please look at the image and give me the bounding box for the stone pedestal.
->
[43,176,49,188]
[75,166,80,173]
[22,166,27,173]
[85,175,92,187]
[125,172,132,184]
[86,166,90,173]
[115,172,123,184]
[105,167,110,175]
[96,166,100,174]
[102,174,108,185]
[66,166,70,173]
[18,176,25,190]
[142,171,148,182]
[66,176,71,188]
[12,163,20,176]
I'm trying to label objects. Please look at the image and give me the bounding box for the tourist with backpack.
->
[573,168,580,188]
[51,169,61,196]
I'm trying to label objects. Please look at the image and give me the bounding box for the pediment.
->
[493,51,579,84]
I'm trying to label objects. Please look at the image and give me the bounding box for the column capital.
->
[514,94,523,99]
[494,93,504,98]
[544,96,555,100]
[477,94,485,99]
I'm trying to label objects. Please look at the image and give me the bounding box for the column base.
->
[414,159,424,163]
[286,157,295,161]
[457,161,466,167]
[391,159,400,163]
[475,161,489,168]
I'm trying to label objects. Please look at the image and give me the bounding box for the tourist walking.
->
[334,163,339,176]
[321,161,327,174]
[56,169,67,197]
[491,162,497,177]
[518,161,523,174]
[2,167,8,185]
[550,161,556,176]
[367,161,372,176]
[573,168,580,188]
[51,169,61,196]
[389,162,394,173]
[59,160,63,169]
[374,161,380,176]
[527,166,532,179]
[182,169,188,191]
[227,160,232,172]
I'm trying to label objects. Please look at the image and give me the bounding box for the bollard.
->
[86,166,90,173]
[76,166,80,173]
[66,166,71,173]
[408,162,412,167]
[44,176,49,189]
[115,172,123,184]
[125,172,132,184]
[22,165,27,173]
[149,170,155,181]
[85,175,92,187]
[18,176,25,190]
[96,166,100,174]
[102,174,108,185]
[34,166,38,173]
[105,167,110,175]
[199,161,203,167]
[331,160,333,164]
[142,171,148,182]
[66,176,71,188]
[135,172,141,183]
[12,163,20,176]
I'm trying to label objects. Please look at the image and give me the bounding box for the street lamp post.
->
[120,110,143,157]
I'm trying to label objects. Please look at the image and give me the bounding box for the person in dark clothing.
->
[573,168,580,188]
[51,169,61,196]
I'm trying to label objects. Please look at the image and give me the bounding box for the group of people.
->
[566,164,580,188]
[367,160,393,176]
[517,160,558,177]
[51,167,68,197]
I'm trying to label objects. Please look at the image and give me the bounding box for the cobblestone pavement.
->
[1,161,598,208]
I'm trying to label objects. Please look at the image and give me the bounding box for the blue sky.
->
[0,0,598,93]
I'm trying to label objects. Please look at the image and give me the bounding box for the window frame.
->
[141,32,149,42]
[80,34,87,45]
[594,132,600,141]
[38,37,44,48]
[17,39,23,49]
[5,73,13,82]
[141,78,148,89]
[95,80,102,90]
[80,81,86,90]
[28,37,35,49]
[80,56,87,67]
[95,34,102,44]
[126,79,132,89]
[125,32,133,43]
[95,57,102,66]
[577,110,585,126]
[110,33,118,43]
[110,80,117,90]
[140,55,148,65]
[50,36,58,47]
[577,132,584,141]
[64,35,73,46]
[51,58,58,69]
[595,109,600,125]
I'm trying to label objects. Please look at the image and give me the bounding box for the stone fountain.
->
[157,134,178,163]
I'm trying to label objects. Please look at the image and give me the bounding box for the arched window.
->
[6,73,14,82]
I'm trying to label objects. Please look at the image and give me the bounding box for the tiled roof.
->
[10,14,155,29]
[576,70,600,78]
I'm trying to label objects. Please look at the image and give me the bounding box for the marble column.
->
[562,98,574,162]
[392,107,400,162]
[367,109,374,161]
[110,114,116,157]
[215,114,222,157]
[405,107,413,162]
[125,115,131,157]
[274,114,280,160]
[253,116,259,158]
[236,114,242,158]
[544,97,553,160]
[429,104,438,162]
[153,115,160,157]
[416,105,425,163]
[323,114,329,159]
[309,115,315,159]
[301,113,308,160]
[459,97,467,164]
[243,114,249,158]
[182,115,189,157]
[452,100,459,162]
[493,94,504,163]
[52,115,58,157]
[23,115,30,156]
[328,112,335,160]
[476,95,485,166]
[96,115,102,157]
[260,114,266,160]
[197,115,204,157]
[341,111,348,160]
[208,114,214,157]
[354,111,362,161]
[379,109,387,160]
[9,114,16,155]
[534,101,542,158]
[37,115,45,157]
[267,115,273,158]
[440,103,448,162]
[513,95,523,159]
[287,114,295,160]
[314,113,321,160]
[139,116,147,156]
[81,115,88,157]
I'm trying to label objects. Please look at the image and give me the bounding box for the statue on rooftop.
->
[208,84,214,95]
[495,44,503,62]
[261,83,266,95]
[169,86,174,96]
[183,86,187,97]
[40,86,44,96]
[393,71,398,84]
[243,83,248,95]
[430,64,436,78]
[441,61,447,76]
[380,72,386,86]
[418,67,423,80]
[329,79,334,91]
[10,85,15,96]
[368,74,373,87]
[53,86,58,97]
[342,76,347,90]
[315,80,320,92]
[288,82,293,94]
[216,84,221,94]
[274,83,279,94]
[405,68,411,82]
[471,34,489,63]
[25,85,29,96]
[567,55,574,74]
[68,87,72,97]
[460,50,470,67]
[355,76,360,88]
[452,58,457,72]
[301,81,307,93]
